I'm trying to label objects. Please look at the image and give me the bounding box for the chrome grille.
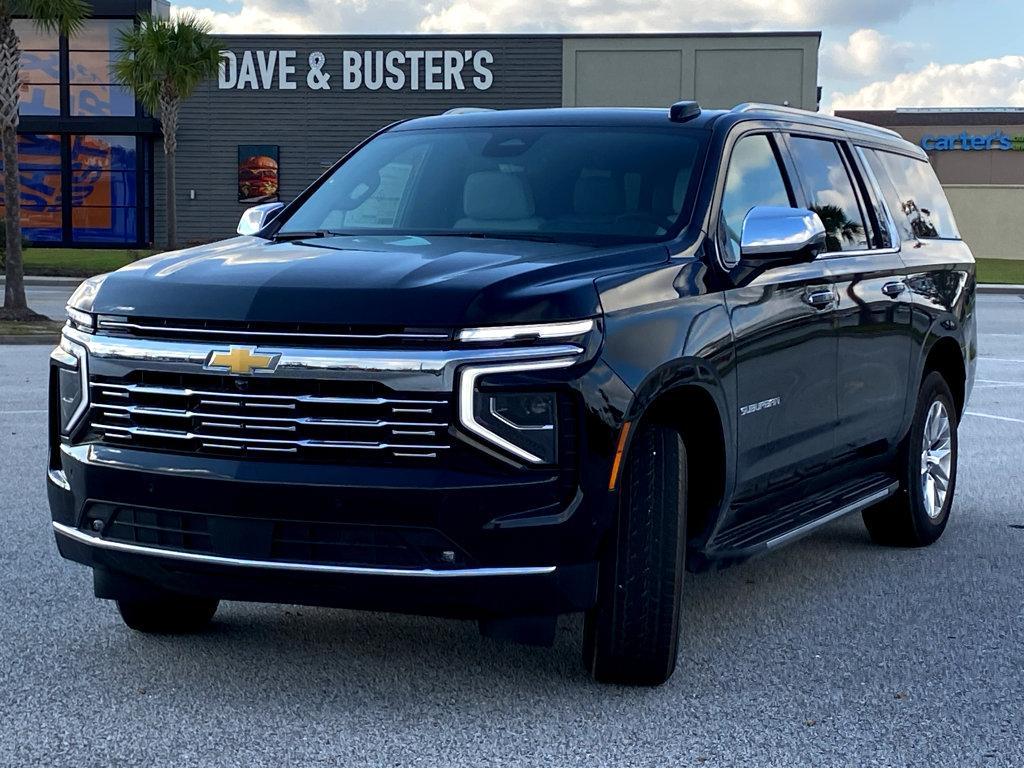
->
[85,376,452,462]
[95,315,453,348]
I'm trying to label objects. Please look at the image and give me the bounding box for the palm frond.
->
[13,0,90,37]
[112,13,221,112]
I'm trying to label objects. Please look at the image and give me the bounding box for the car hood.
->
[83,234,669,327]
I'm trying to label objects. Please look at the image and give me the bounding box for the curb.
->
[0,334,60,345]
[978,283,1024,295]
[1,276,84,288]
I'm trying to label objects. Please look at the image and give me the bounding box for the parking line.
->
[0,409,46,415]
[965,411,1024,425]
[979,357,1024,364]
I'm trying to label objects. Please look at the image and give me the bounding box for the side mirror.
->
[237,202,284,236]
[740,206,826,263]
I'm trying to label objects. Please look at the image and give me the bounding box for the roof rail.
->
[442,107,496,115]
[731,102,905,140]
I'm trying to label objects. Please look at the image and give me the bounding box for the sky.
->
[173,0,1024,113]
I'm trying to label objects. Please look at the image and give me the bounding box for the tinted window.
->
[864,149,959,240]
[788,136,869,253]
[280,126,706,244]
[69,20,134,117]
[14,20,59,116]
[719,134,791,264]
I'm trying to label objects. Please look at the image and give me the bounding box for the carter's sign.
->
[218,49,494,92]
[920,129,1024,152]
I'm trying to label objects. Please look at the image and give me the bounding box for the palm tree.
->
[0,0,89,321]
[810,204,865,253]
[113,13,220,251]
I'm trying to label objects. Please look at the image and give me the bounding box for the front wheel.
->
[583,423,687,686]
[863,371,959,547]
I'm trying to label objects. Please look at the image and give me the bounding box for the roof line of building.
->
[214,30,822,41]
[837,110,1024,127]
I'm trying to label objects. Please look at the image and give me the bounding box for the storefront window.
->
[69,20,135,117]
[0,133,63,241]
[70,134,139,243]
[14,20,59,116]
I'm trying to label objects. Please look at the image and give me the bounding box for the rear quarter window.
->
[863,149,960,240]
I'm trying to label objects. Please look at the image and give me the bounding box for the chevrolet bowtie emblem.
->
[204,346,281,375]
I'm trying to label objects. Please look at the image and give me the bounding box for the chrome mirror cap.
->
[237,202,285,236]
[740,206,826,259]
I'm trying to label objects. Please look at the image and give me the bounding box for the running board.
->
[763,481,897,550]
[701,475,899,566]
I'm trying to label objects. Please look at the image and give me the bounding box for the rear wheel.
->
[117,596,219,634]
[583,422,686,686]
[863,371,959,547]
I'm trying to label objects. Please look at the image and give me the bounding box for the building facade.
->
[12,0,168,248]
[836,109,1024,262]
[13,0,819,247]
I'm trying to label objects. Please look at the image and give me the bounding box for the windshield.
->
[277,125,706,243]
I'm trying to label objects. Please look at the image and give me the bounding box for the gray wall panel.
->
[156,35,563,245]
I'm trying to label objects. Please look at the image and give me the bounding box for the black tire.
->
[583,422,687,686]
[117,596,219,634]
[863,371,959,547]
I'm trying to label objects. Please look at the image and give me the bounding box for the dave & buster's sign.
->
[218,49,495,91]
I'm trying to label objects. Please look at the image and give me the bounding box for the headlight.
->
[475,391,558,464]
[458,319,594,344]
[458,358,576,464]
[65,305,95,333]
[52,338,89,434]
[64,274,106,333]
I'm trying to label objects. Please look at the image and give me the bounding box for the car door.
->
[718,130,839,503]
[783,134,914,460]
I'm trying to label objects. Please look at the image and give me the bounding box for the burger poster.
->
[238,144,279,203]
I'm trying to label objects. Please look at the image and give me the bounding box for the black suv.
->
[50,102,976,685]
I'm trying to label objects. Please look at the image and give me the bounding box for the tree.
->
[0,0,89,321]
[810,204,865,253]
[113,13,220,251]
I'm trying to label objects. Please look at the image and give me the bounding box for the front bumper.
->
[48,440,605,617]
[46,319,630,618]
[53,519,597,619]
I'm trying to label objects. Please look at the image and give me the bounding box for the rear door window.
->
[719,133,792,265]
[862,149,960,240]
[787,136,870,253]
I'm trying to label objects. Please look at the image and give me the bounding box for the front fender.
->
[595,257,737,507]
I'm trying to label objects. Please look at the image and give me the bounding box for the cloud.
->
[829,55,1024,111]
[174,1,430,34]
[174,0,941,35]
[821,29,919,82]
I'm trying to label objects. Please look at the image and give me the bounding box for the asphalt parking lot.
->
[1,290,1022,766]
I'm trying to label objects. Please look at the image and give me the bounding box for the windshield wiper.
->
[459,232,561,243]
[271,230,350,242]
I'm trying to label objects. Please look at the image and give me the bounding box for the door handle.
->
[882,280,907,297]
[802,287,835,310]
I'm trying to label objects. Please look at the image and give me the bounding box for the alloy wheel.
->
[920,400,953,519]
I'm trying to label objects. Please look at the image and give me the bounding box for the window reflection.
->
[70,20,135,116]
[69,20,132,51]
[0,134,63,240]
[865,149,960,241]
[71,135,139,243]
[15,21,59,116]
[788,136,869,252]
